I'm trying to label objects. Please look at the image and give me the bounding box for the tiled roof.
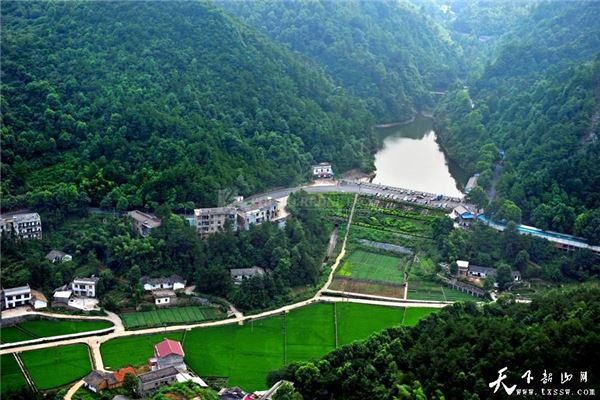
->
[154,338,184,358]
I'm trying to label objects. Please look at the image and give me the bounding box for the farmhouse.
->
[141,275,186,291]
[230,267,266,284]
[45,250,72,263]
[30,289,48,309]
[138,366,179,393]
[71,276,99,297]
[152,290,177,307]
[237,198,278,230]
[53,289,73,305]
[194,207,238,237]
[128,210,162,237]
[1,284,32,309]
[148,339,186,371]
[0,212,42,240]
[456,260,469,277]
[218,387,247,400]
[469,265,521,281]
[84,367,137,393]
[312,162,334,178]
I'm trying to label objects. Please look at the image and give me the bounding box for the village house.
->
[141,275,186,291]
[456,260,470,277]
[45,250,72,263]
[128,210,162,237]
[148,339,186,371]
[450,205,477,226]
[218,387,247,400]
[152,290,177,307]
[230,267,266,284]
[1,285,32,309]
[469,265,521,281]
[312,162,334,178]
[194,207,238,237]
[138,366,180,394]
[84,367,137,393]
[237,198,278,230]
[52,288,73,305]
[30,289,48,309]
[71,276,99,297]
[0,212,42,240]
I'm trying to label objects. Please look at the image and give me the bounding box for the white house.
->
[312,162,333,178]
[1,285,32,309]
[141,275,186,291]
[30,289,48,309]
[456,260,469,276]
[238,198,278,230]
[53,289,73,304]
[71,276,98,297]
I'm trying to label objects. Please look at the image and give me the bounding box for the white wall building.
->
[1,285,32,309]
[71,276,98,297]
[312,162,333,178]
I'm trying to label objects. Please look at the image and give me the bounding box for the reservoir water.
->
[373,115,466,197]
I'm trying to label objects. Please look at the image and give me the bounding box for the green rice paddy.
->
[20,344,91,390]
[101,302,439,391]
[1,354,28,395]
[336,250,407,283]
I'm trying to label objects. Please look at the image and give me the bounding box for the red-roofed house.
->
[149,339,186,371]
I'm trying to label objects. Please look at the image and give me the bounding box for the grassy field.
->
[101,302,439,391]
[1,355,27,395]
[20,344,91,390]
[1,318,113,344]
[120,306,223,329]
[101,332,184,369]
[336,250,407,284]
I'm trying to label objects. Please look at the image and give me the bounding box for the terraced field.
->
[0,318,113,344]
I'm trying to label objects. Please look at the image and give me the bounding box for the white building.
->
[71,276,99,297]
[238,198,278,230]
[128,210,162,237]
[141,275,186,291]
[45,250,72,263]
[312,162,333,178]
[1,285,32,309]
[0,212,42,240]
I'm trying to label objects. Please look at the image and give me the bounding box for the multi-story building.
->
[1,285,32,309]
[71,276,99,297]
[128,210,162,237]
[237,198,278,230]
[194,207,238,237]
[0,212,42,240]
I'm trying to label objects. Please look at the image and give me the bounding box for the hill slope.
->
[1,0,375,213]
[218,0,464,123]
[433,1,600,240]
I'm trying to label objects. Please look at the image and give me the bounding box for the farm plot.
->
[336,250,407,284]
[1,354,27,395]
[120,306,223,329]
[20,344,91,390]
[0,318,113,344]
[101,302,439,392]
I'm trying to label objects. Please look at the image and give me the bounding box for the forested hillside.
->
[1,0,375,214]
[218,0,464,123]
[434,1,600,241]
[271,287,600,400]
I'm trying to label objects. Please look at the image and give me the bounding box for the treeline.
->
[0,191,329,312]
[1,1,376,214]
[434,1,600,242]
[218,0,464,123]
[270,286,600,399]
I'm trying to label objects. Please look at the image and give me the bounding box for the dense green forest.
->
[1,0,376,214]
[0,191,329,312]
[270,286,600,399]
[218,0,464,122]
[434,1,600,241]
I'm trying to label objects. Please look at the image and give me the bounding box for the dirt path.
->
[13,353,37,393]
[326,227,339,258]
[63,379,84,400]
